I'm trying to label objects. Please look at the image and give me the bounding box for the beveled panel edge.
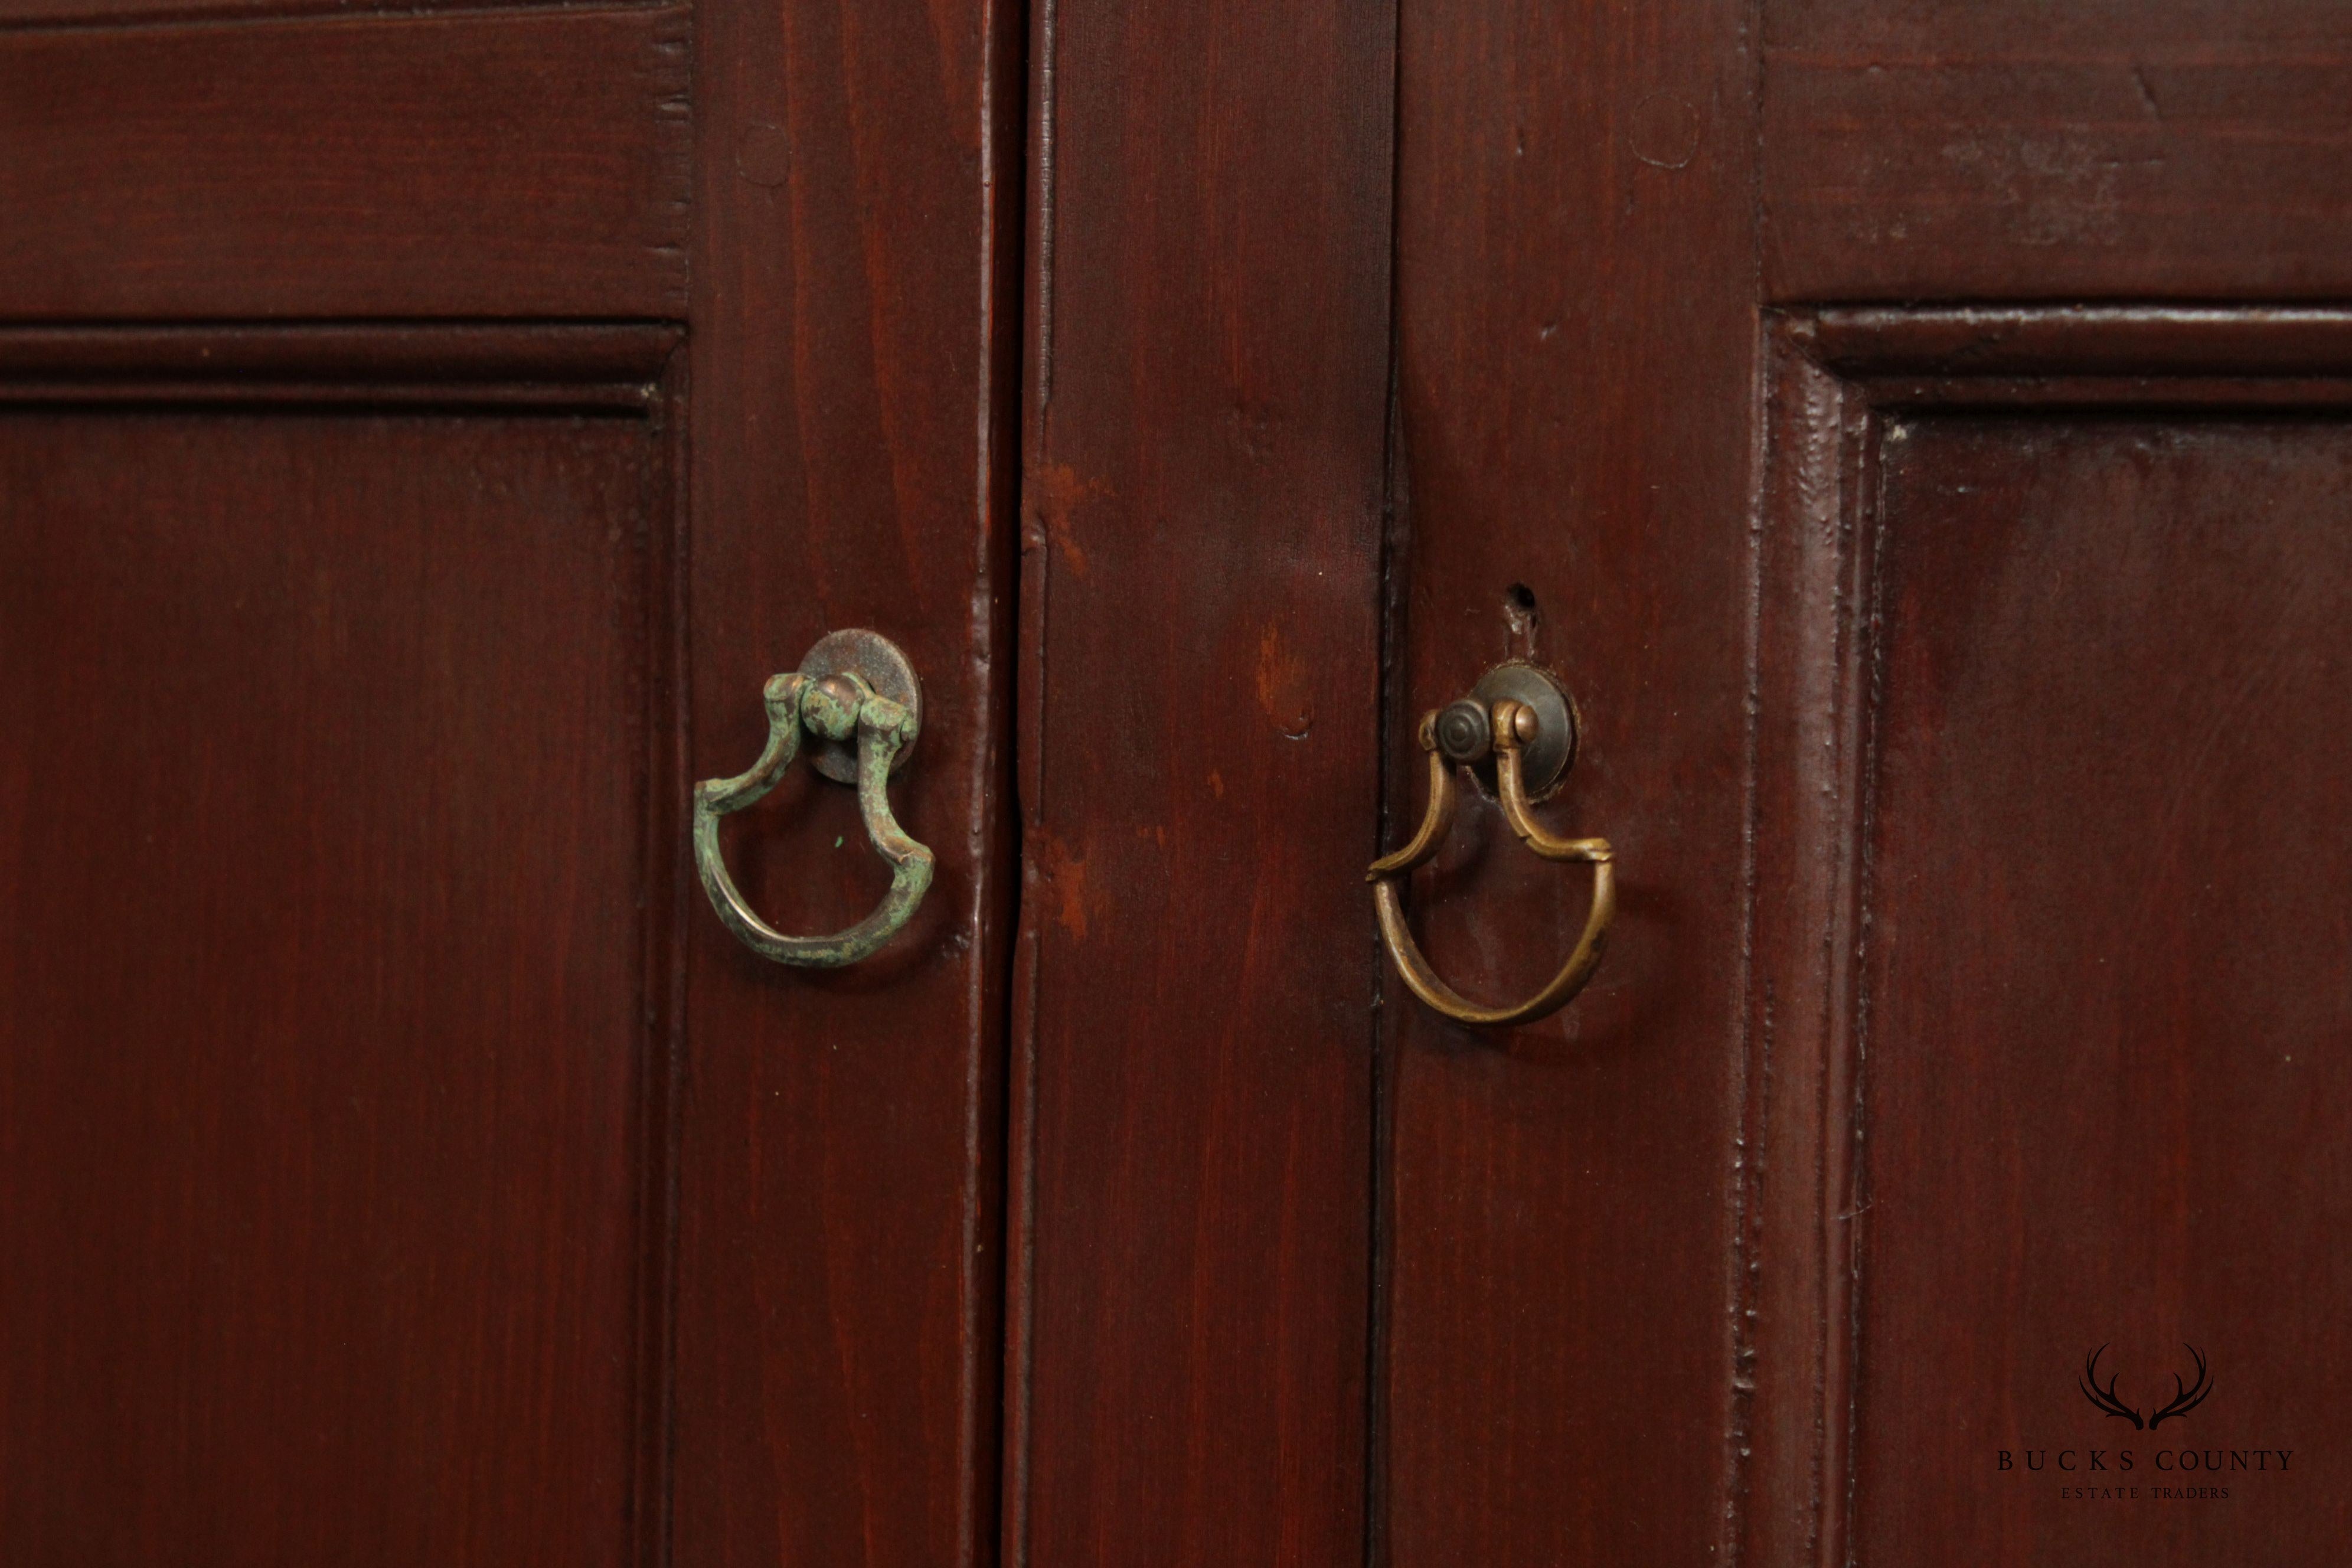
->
[1737,319,1883,1568]
[1791,306,2352,381]
[0,322,683,410]
[0,0,667,38]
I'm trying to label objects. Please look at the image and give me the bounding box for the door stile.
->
[1002,0,1401,1559]
[630,341,692,1568]
[674,0,1027,1559]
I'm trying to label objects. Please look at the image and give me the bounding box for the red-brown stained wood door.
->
[0,1,1019,1564]
[1013,3,2352,1565]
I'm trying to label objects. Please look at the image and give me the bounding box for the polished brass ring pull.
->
[693,630,934,967]
[1367,665,1615,1027]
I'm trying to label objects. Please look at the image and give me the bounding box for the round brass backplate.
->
[1468,661,1576,800]
[799,628,922,783]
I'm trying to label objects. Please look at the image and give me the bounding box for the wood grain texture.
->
[1747,309,2352,1566]
[1380,0,1759,1562]
[0,6,689,319]
[0,0,605,33]
[1004,0,1396,1562]
[668,0,1023,1562]
[1763,2,2352,300]
[0,365,675,1564]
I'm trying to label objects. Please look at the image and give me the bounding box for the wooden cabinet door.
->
[16,2,2352,1563]
[0,2,1020,1564]
[1014,3,2352,1564]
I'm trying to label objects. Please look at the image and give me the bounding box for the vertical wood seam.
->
[1000,0,1057,1550]
[1720,303,1781,1568]
[965,1,1027,1563]
[1829,389,1893,1568]
[629,338,692,1568]
[1361,0,1411,1547]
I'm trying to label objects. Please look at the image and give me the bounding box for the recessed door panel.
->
[0,404,667,1564]
[1746,315,2352,1566]
[1854,412,2352,1557]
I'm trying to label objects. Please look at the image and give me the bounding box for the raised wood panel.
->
[0,7,690,320]
[1746,311,2352,1565]
[1763,3,2352,300]
[0,331,681,1566]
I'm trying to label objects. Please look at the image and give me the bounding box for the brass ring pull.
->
[692,631,935,968]
[1367,685,1615,1027]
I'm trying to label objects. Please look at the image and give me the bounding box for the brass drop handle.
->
[692,630,935,967]
[1367,666,1615,1027]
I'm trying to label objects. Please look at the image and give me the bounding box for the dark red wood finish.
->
[15,0,2352,1562]
[0,0,1018,1560]
[1764,2,2352,300]
[0,8,690,320]
[1003,0,1396,1562]
[1380,1,1760,1562]
[1357,5,2352,1563]
[1745,311,2352,1566]
[0,331,679,1564]
[672,0,1023,1561]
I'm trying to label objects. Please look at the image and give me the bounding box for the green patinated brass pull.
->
[693,630,934,967]
[1368,663,1615,1027]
